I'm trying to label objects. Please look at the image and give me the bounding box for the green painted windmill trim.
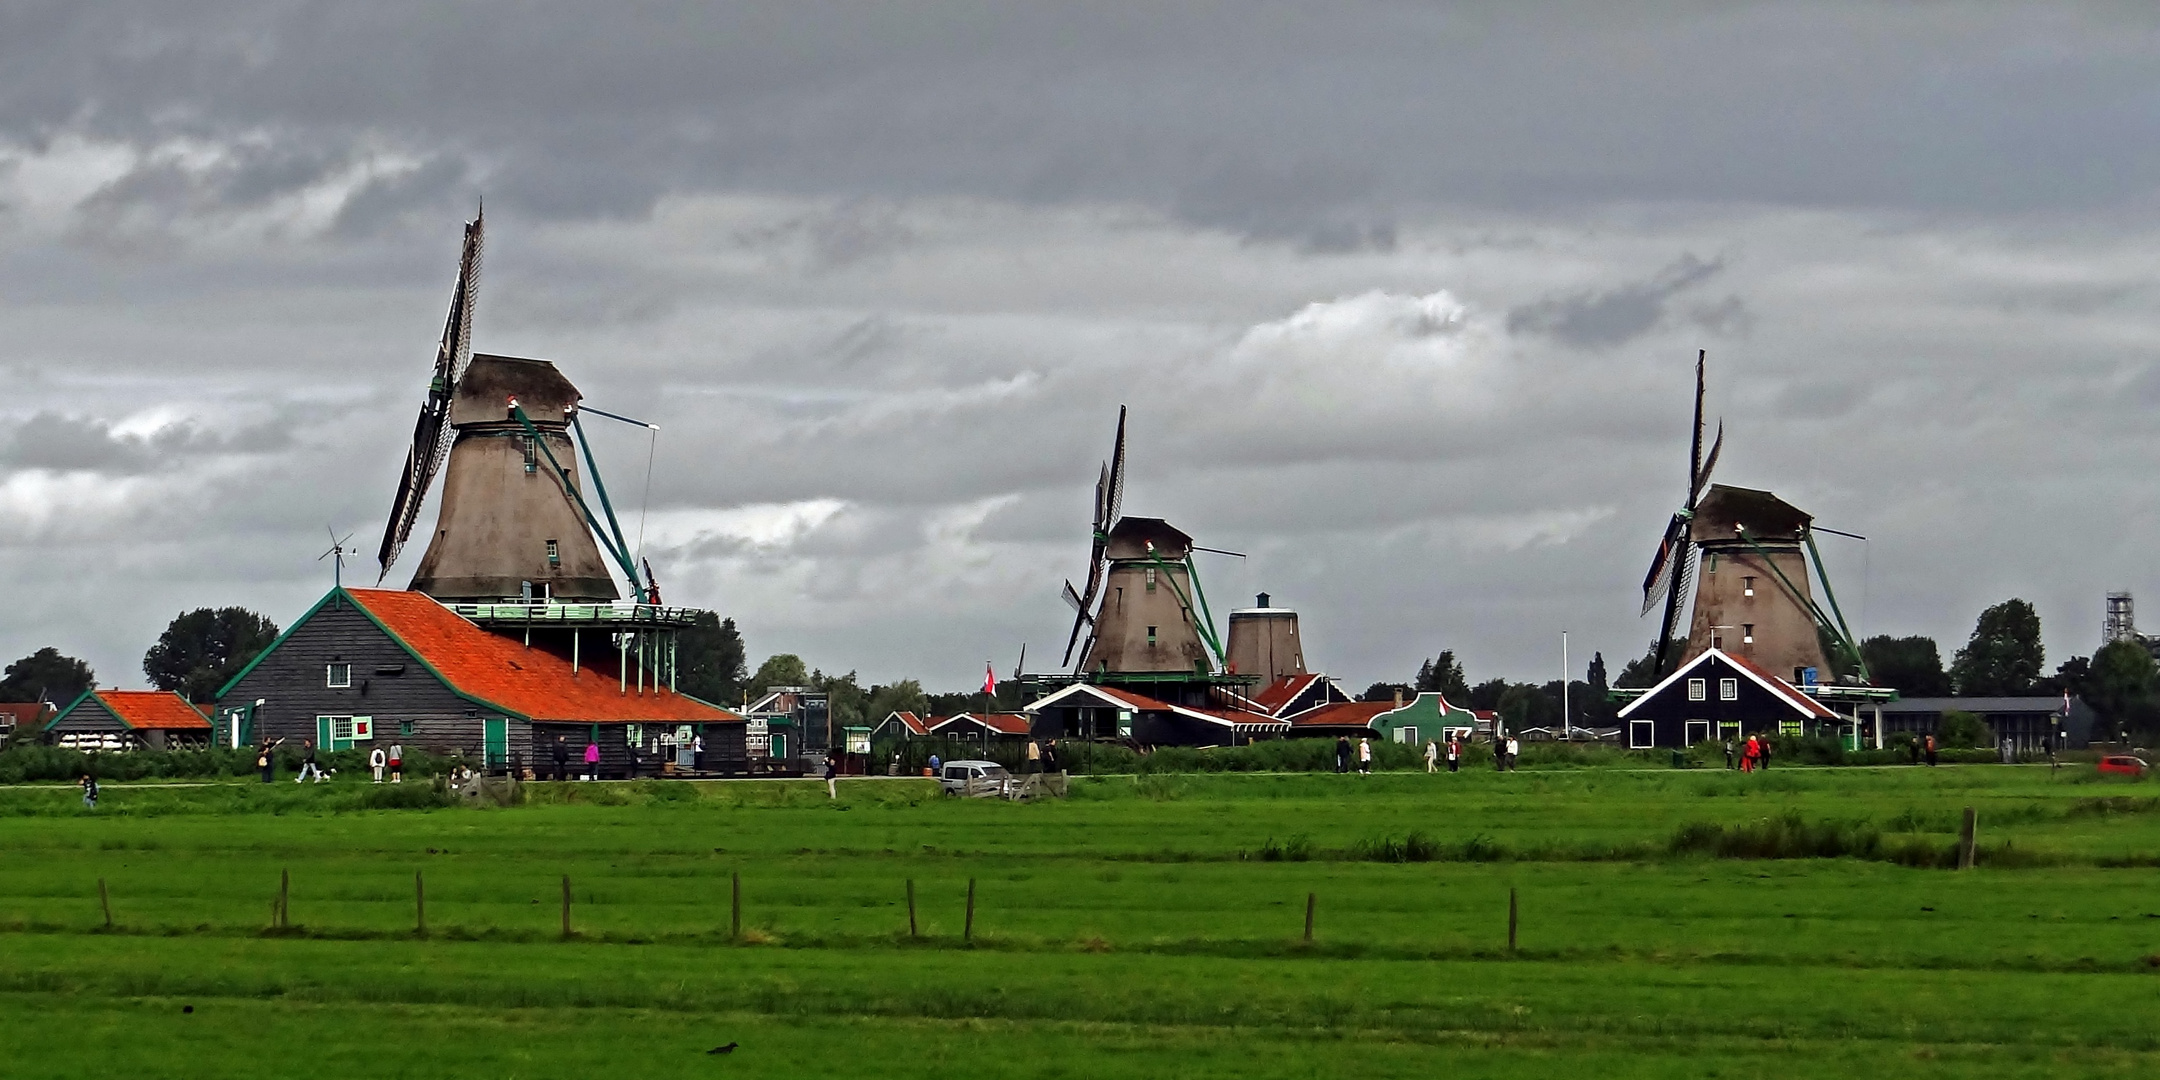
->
[570,412,639,590]
[510,403,644,591]
[1140,548,1227,670]
[1804,530,1870,682]
[1734,527,1865,680]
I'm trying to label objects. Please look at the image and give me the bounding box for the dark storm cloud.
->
[1508,254,1725,349]
[7,3,2160,239]
[0,411,291,474]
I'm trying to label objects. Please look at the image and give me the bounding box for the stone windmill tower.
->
[1637,352,1869,683]
[1060,408,1231,679]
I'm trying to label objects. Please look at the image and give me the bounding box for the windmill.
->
[372,210,647,604]
[1059,408,1231,679]
[1637,352,1870,683]
[378,207,483,581]
[1638,350,1723,679]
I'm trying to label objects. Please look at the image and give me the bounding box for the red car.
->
[2097,755,2149,777]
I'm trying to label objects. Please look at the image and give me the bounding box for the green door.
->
[316,716,335,751]
[483,718,509,769]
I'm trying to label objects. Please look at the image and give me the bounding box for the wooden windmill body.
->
[1680,485,1831,682]
[1077,517,1211,675]
[406,355,619,603]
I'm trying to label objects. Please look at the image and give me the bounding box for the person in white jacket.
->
[369,745,388,783]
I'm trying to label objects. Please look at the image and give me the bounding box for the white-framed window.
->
[1144,567,1158,592]
[1629,720,1655,749]
[326,663,352,688]
[546,539,560,566]
[1685,720,1711,745]
[1742,624,1755,644]
[1743,576,1756,597]
[1687,678,1706,701]
[1720,678,1739,701]
[1397,725,1418,745]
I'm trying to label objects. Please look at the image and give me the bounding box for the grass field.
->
[5,764,2160,1077]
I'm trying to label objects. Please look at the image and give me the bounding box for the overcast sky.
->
[6,3,2160,695]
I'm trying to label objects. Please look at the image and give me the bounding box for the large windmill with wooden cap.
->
[1637,352,1869,684]
[1059,407,1238,683]
[368,211,698,698]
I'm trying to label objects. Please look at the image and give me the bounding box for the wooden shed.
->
[45,690,212,751]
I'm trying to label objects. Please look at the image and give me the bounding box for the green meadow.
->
[5,765,2160,1077]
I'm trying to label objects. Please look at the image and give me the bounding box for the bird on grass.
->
[706,1042,738,1055]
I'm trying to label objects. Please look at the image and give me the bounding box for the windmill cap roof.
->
[1105,517,1193,557]
[452,354,581,425]
[1691,484,1812,541]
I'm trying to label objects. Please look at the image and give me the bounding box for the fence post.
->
[907,878,919,938]
[561,875,572,938]
[278,868,290,930]
[965,878,977,942]
[415,871,426,935]
[731,871,742,940]
[1508,887,1519,953]
[98,878,112,929]
[1958,806,1978,870]
[1303,892,1316,942]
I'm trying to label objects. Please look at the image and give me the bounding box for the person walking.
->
[1357,737,1373,775]
[692,732,705,772]
[824,754,839,799]
[1424,740,1439,773]
[550,736,570,781]
[1924,733,1938,767]
[1741,735,1760,773]
[369,745,387,783]
[1025,739,1042,774]
[1335,735,1351,774]
[627,742,643,780]
[388,742,403,784]
[582,740,601,780]
[294,740,326,783]
[1759,737,1773,771]
[1723,738,1735,770]
[1446,736,1461,774]
[79,772,98,810]
[257,739,281,783]
[1505,736,1520,772]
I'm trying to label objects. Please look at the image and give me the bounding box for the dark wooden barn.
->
[216,587,742,777]
[1615,647,1837,749]
[43,690,212,751]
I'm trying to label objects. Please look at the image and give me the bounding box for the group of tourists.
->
[548,735,604,781]
[366,743,404,783]
[1725,735,1775,772]
[1333,735,1374,774]
[1418,733,1516,773]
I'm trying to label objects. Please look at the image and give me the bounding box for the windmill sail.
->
[377,209,484,580]
[1062,405,1128,668]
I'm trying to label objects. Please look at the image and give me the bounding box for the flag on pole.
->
[982,661,997,696]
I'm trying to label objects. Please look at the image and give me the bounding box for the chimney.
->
[1256,592,1271,607]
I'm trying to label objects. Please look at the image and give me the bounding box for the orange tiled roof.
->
[95,690,211,730]
[344,588,740,724]
[1286,701,1394,729]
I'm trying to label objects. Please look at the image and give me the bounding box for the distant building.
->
[0,701,57,743]
[43,691,211,751]
[1875,696,2093,752]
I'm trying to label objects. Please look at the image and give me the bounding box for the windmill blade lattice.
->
[377,209,484,580]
